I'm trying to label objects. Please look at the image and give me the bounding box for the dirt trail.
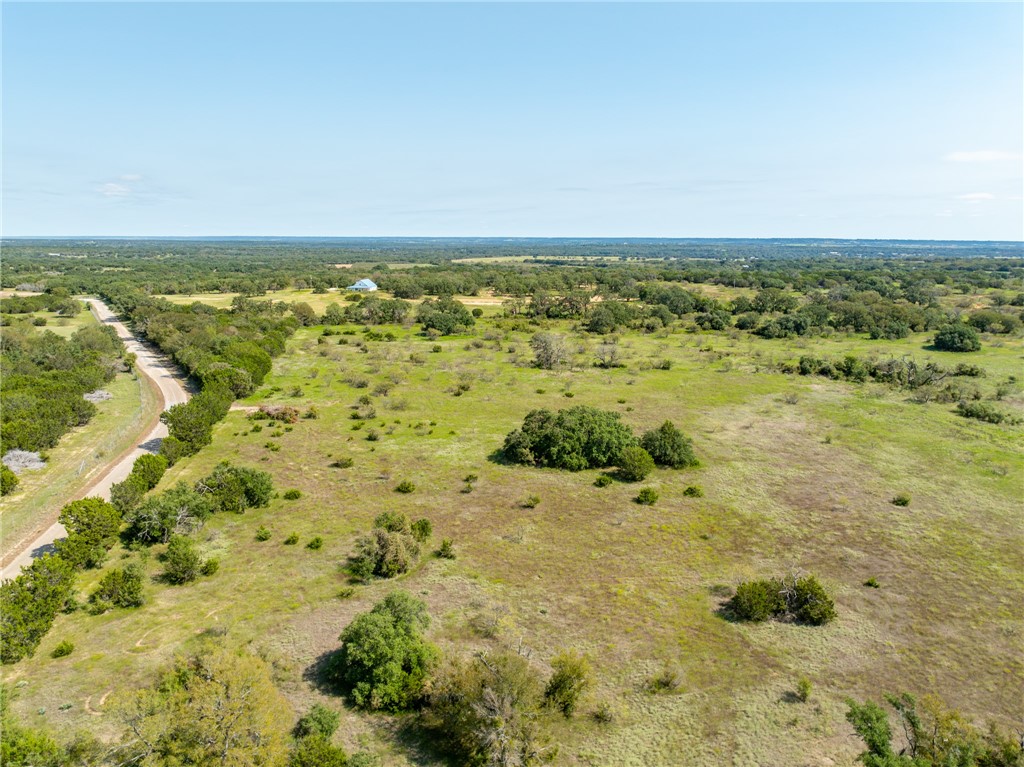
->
[0,298,190,578]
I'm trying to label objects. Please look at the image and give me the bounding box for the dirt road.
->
[0,298,190,579]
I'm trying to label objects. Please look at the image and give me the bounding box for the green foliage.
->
[124,482,215,545]
[283,489,303,500]
[522,494,541,508]
[306,537,324,551]
[201,558,220,576]
[593,474,613,487]
[255,526,272,541]
[640,421,698,468]
[544,650,592,717]
[416,297,474,335]
[635,487,659,505]
[89,563,145,612]
[285,533,300,545]
[131,453,169,489]
[728,575,837,626]
[0,686,64,766]
[0,322,125,453]
[394,480,415,494]
[933,323,981,352]
[844,692,1022,767]
[410,518,432,543]
[617,445,655,481]
[683,484,704,498]
[332,591,438,711]
[891,494,911,507]
[437,538,456,559]
[501,405,637,471]
[956,400,1011,424]
[294,703,340,739]
[110,474,147,515]
[163,535,202,584]
[864,577,881,589]
[423,650,545,765]
[289,735,349,767]
[54,497,121,569]
[195,461,274,512]
[0,465,19,496]
[349,527,420,580]
[51,640,74,659]
[0,554,77,663]
[796,677,812,703]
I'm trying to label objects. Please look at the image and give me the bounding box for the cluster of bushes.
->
[846,692,1022,767]
[0,288,81,318]
[726,574,836,626]
[159,384,234,462]
[1,464,19,496]
[124,462,273,545]
[786,353,983,390]
[955,400,1016,425]
[335,295,410,325]
[0,554,77,663]
[416,297,475,335]
[501,406,697,480]
[933,323,982,352]
[110,453,168,514]
[348,512,432,580]
[0,322,127,451]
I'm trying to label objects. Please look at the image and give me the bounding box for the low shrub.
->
[51,639,74,658]
[544,650,592,717]
[437,538,456,559]
[284,533,300,545]
[201,558,220,576]
[283,489,303,500]
[683,485,704,498]
[635,487,659,505]
[594,474,613,487]
[395,480,415,494]
[163,536,202,584]
[891,494,911,507]
[255,526,272,541]
[521,495,540,509]
[796,677,812,702]
[306,537,324,551]
[410,519,432,543]
[728,574,837,626]
[618,446,655,481]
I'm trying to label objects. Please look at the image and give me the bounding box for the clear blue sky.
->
[3,2,1022,240]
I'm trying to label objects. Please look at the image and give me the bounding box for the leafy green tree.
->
[163,535,202,584]
[933,323,981,352]
[54,497,121,569]
[640,421,699,468]
[289,735,349,767]
[131,453,169,489]
[529,332,570,369]
[331,591,438,711]
[0,554,76,663]
[1,686,64,766]
[112,648,292,767]
[501,406,637,471]
[544,650,592,717]
[124,482,215,544]
[294,704,340,739]
[195,461,274,512]
[728,579,787,622]
[617,446,655,481]
[111,474,148,515]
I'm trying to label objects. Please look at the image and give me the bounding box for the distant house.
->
[346,278,378,292]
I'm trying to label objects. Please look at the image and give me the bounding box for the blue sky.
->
[3,2,1022,239]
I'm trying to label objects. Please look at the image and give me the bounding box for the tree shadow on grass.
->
[302,647,344,696]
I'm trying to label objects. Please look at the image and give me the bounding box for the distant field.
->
[28,306,100,337]
[0,370,152,562]
[12,313,1022,765]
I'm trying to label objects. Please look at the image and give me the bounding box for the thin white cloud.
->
[119,173,144,182]
[943,150,1022,163]
[99,182,132,198]
[956,192,995,201]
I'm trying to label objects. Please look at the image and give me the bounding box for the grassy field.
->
[13,314,1022,765]
[0,370,154,562]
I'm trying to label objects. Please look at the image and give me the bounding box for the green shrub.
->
[283,489,302,500]
[255,526,272,541]
[521,495,540,509]
[54,497,121,569]
[395,480,415,494]
[789,575,837,626]
[284,533,299,545]
[594,474,613,487]
[544,650,592,717]
[349,528,419,580]
[295,703,341,739]
[1,464,20,496]
[956,400,1009,424]
[89,563,145,612]
[864,577,880,588]
[163,536,202,584]
[410,518,432,543]
[51,640,74,658]
[683,485,704,498]
[891,494,911,507]
[640,421,698,468]
[196,461,274,512]
[289,734,349,767]
[728,579,786,622]
[796,677,812,702]
[131,453,169,489]
[306,537,324,550]
[933,323,981,352]
[200,558,220,576]
[0,554,77,663]
[437,538,456,559]
[635,487,659,505]
[331,591,438,711]
[618,446,655,481]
